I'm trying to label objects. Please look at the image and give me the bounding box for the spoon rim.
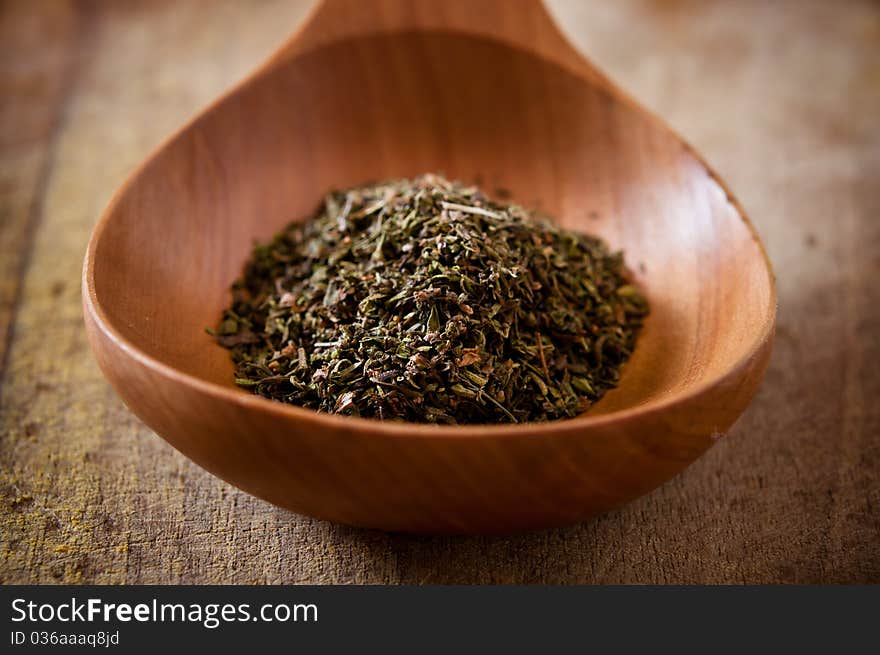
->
[82,29,778,438]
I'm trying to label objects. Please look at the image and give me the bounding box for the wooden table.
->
[2,0,877,584]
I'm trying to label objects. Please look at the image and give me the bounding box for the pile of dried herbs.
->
[213,174,647,424]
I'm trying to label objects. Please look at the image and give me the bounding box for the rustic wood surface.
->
[1,0,878,583]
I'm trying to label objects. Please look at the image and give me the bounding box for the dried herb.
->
[212,174,647,424]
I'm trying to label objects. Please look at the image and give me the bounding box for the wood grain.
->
[2,0,878,581]
[0,0,83,375]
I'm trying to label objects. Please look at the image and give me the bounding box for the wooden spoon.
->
[82,0,776,534]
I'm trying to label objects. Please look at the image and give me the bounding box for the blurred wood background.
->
[1,0,878,583]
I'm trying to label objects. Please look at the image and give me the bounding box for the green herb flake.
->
[214,174,647,424]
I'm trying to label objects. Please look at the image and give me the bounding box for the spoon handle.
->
[266,0,598,80]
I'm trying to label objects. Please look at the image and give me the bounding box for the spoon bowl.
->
[83,0,775,533]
